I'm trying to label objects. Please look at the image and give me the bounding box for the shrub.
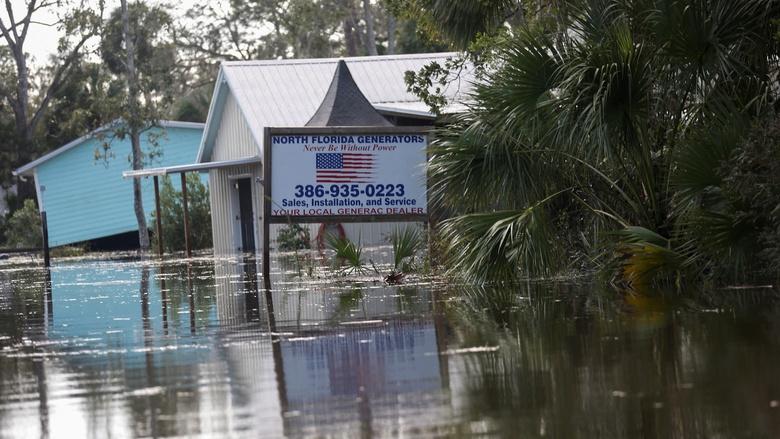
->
[150,174,212,252]
[717,116,780,277]
[4,199,41,248]
[277,224,311,251]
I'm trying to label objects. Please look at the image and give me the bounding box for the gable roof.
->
[14,120,205,177]
[197,52,472,162]
[306,60,392,127]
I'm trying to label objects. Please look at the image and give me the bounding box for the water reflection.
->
[1,256,780,437]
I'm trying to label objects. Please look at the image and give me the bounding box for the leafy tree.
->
[151,174,212,253]
[42,61,124,148]
[175,0,435,67]
[413,0,780,285]
[0,1,102,198]
[97,1,179,252]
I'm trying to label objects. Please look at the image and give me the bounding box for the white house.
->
[127,53,473,256]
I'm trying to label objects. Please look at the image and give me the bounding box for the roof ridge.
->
[221,52,458,68]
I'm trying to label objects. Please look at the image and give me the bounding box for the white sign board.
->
[270,133,427,218]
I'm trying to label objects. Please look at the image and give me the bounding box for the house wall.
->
[34,126,205,247]
[208,91,264,255]
[209,165,263,255]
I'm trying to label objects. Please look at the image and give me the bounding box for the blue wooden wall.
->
[35,126,205,247]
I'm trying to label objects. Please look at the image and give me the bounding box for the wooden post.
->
[262,128,271,289]
[41,211,50,268]
[180,172,192,258]
[153,176,164,257]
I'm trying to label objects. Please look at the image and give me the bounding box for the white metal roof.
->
[197,52,473,163]
[122,156,261,178]
[14,120,205,176]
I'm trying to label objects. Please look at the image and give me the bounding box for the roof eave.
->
[196,68,229,163]
[14,119,206,176]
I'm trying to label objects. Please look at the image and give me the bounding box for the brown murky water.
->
[1,252,779,438]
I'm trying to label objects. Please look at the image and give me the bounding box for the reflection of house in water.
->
[213,256,451,436]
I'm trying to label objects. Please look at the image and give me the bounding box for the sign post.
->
[262,126,431,287]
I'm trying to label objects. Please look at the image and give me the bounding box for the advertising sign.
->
[268,128,428,220]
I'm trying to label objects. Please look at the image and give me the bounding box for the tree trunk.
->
[362,0,378,56]
[122,0,150,251]
[7,41,35,200]
[342,0,359,56]
[387,14,396,55]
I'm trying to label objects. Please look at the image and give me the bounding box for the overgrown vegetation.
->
[408,0,780,287]
[150,174,212,253]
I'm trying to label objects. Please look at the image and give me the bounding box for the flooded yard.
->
[1,251,779,438]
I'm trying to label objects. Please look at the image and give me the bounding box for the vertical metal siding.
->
[212,93,259,161]
[208,91,263,255]
[209,164,262,255]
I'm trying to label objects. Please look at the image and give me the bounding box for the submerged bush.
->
[326,234,365,274]
[277,224,311,251]
[151,174,212,252]
[4,199,41,248]
[390,226,424,272]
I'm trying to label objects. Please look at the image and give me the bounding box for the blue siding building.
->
[13,121,205,247]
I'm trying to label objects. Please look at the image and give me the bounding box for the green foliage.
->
[415,0,780,286]
[277,224,311,251]
[172,86,213,123]
[386,0,520,50]
[101,3,177,98]
[151,174,212,253]
[4,199,41,248]
[711,115,780,276]
[389,226,424,271]
[326,234,366,274]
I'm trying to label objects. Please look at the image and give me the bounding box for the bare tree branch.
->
[29,30,95,133]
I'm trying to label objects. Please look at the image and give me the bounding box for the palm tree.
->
[425,0,779,284]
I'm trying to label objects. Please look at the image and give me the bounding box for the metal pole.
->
[262,128,271,289]
[41,211,50,268]
[180,172,192,258]
[153,176,163,257]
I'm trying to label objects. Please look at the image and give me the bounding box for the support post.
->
[262,128,271,289]
[41,211,50,268]
[153,176,164,257]
[180,172,192,258]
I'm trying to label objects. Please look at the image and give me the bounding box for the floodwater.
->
[0,252,779,438]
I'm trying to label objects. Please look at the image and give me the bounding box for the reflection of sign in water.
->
[281,321,443,404]
[269,130,428,219]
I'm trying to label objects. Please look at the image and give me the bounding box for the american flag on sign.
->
[316,153,375,183]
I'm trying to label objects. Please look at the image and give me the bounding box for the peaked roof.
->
[14,120,204,177]
[306,60,392,127]
[197,52,473,163]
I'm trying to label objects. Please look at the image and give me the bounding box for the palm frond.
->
[326,235,365,274]
[390,226,424,271]
[439,193,564,283]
